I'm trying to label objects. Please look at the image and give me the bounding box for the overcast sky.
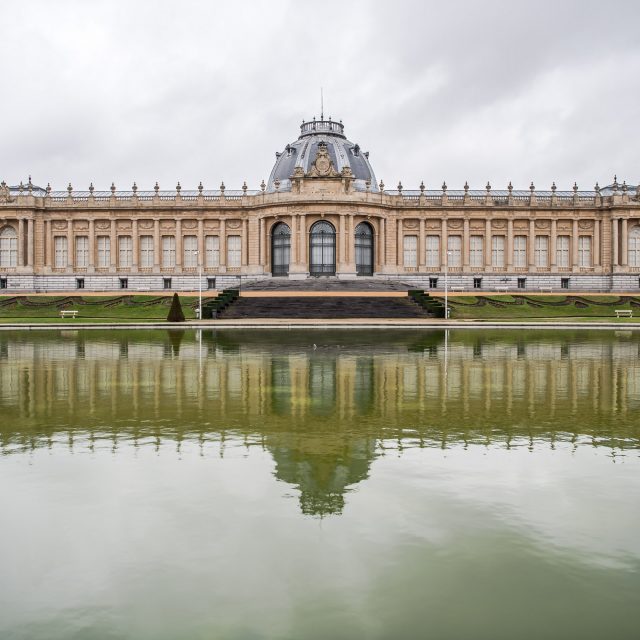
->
[1,0,639,192]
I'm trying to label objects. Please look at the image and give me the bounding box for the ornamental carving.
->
[182,219,197,229]
[447,220,462,229]
[226,220,241,229]
[558,222,572,231]
[492,220,506,229]
[52,221,67,230]
[0,182,12,203]
[138,220,154,230]
[470,220,485,230]
[514,221,529,230]
[403,219,419,229]
[426,220,440,229]
[160,220,175,230]
[73,220,88,230]
[204,220,219,229]
[535,220,550,229]
[307,141,339,178]
[578,220,593,230]
[116,220,132,230]
[96,220,110,230]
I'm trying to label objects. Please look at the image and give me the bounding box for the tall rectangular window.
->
[97,236,110,268]
[227,235,241,267]
[629,228,640,267]
[162,236,176,268]
[447,235,462,267]
[54,236,68,268]
[469,235,483,268]
[206,235,220,267]
[425,235,440,267]
[0,227,18,267]
[578,236,592,267]
[403,235,417,267]
[492,235,505,267]
[183,235,198,267]
[513,235,527,267]
[75,236,88,268]
[534,235,549,267]
[118,236,132,268]
[139,235,154,268]
[556,235,570,267]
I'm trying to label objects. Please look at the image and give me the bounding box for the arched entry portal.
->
[309,221,336,276]
[355,222,374,276]
[271,222,291,276]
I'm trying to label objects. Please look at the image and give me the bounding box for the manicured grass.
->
[0,295,207,322]
[444,294,640,320]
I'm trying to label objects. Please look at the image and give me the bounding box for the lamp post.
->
[195,250,202,320]
[444,249,452,319]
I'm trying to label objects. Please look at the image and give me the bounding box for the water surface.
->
[1,329,639,639]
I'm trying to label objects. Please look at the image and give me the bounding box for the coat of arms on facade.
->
[307,141,339,178]
[0,181,12,203]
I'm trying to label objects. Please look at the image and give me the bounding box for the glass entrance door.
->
[271,222,291,277]
[355,222,374,276]
[309,221,336,276]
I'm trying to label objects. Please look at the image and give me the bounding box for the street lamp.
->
[444,249,452,319]
[195,249,202,320]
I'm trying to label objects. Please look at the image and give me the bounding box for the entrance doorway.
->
[355,222,374,276]
[271,222,291,276]
[309,221,336,276]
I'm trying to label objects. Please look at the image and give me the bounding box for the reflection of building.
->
[1,116,640,291]
[1,331,640,513]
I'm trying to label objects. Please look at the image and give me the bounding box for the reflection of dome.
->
[267,117,377,192]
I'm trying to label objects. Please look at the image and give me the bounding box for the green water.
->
[0,329,639,640]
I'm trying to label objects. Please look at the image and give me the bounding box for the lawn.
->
[443,294,640,320]
[0,295,210,323]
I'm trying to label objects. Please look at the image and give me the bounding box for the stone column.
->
[594,219,600,267]
[175,219,182,270]
[242,218,248,266]
[18,219,24,267]
[43,219,49,269]
[259,217,265,268]
[572,219,579,270]
[67,221,74,270]
[110,219,117,270]
[88,219,95,271]
[612,218,619,268]
[441,218,448,269]
[132,219,138,270]
[299,214,307,267]
[485,219,491,267]
[153,219,160,270]
[219,219,226,267]
[27,218,34,268]
[379,217,386,268]
[339,214,346,269]
[506,218,513,269]
[462,218,470,270]
[621,218,628,267]
[418,218,426,269]
[198,219,205,269]
[550,219,557,269]
[528,219,536,269]
[396,217,403,267]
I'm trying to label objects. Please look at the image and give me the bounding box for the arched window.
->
[355,222,374,276]
[0,226,17,268]
[629,226,640,267]
[271,222,291,276]
[309,221,336,276]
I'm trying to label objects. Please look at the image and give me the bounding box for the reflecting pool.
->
[0,329,639,639]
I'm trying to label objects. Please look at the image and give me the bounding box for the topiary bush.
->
[167,293,185,322]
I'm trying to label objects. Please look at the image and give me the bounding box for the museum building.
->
[1,116,639,292]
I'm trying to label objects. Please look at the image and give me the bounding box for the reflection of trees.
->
[1,329,640,516]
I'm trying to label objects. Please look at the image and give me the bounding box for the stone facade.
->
[1,118,640,293]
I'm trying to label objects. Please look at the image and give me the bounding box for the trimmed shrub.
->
[167,293,185,322]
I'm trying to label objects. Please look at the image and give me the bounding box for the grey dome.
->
[267,118,378,192]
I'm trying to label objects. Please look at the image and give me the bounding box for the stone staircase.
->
[217,295,430,319]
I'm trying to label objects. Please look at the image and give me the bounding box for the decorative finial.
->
[46,183,51,195]
[67,182,73,194]
[132,182,137,193]
[379,180,384,191]
[220,181,225,193]
[89,182,94,194]
[111,182,116,194]
[464,181,469,193]
[420,180,425,193]
[28,175,33,191]
[397,181,403,193]
[176,181,181,193]
[551,182,557,192]
[274,178,280,191]
[530,181,535,192]
[486,181,491,192]
[365,178,371,191]
[198,181,203,194]
[622,181,627,193]
[595,182,600,194]
[260,179,266,192]
[442,181,447,192]
[242,181,248,194]
[154,181,159,194]
[573,182,578,193]
[508,181,513,193]
[18,181,24,192]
